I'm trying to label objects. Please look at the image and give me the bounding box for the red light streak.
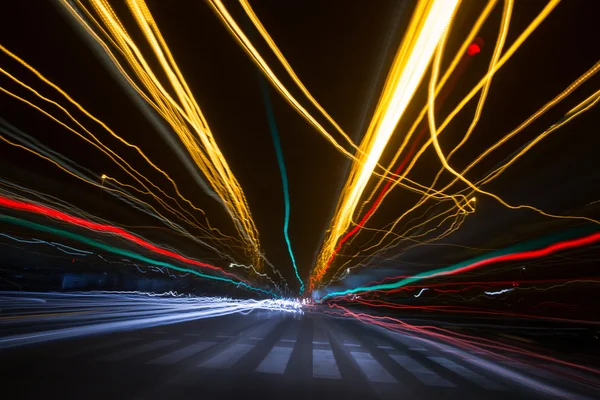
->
[337,298,600,325]
[360,277,600,295]
[438,232,600,278]
[325,303,600,377]
[0,195,245,281]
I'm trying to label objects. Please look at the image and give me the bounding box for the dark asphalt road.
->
[2,311,598,400]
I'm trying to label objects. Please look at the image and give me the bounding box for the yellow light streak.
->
[207,0,358,161]
[238,0,351,148]
[427,3,600,226]
[336,0,562,263]
[316,0,600,289]
[311,0,461,289]
[61,0,264,270]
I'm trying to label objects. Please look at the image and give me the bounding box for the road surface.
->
[2,307,597,400]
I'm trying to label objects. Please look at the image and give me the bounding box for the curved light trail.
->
[311,0,461,291]
[0,194,256,284]
[258,77,304,293]
[320,228,600,300]
[0,214,274,296]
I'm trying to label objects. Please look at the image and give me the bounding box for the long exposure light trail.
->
[61,0,264,271]
[320,229,600,300]
[338,0,562,265]
[427,3,600,226]
[258,77,304,293]
[311,0,461,291]
[0,291,300,349]
[337,297,598,325]
[238,0,350,154]
[0,213,274,296]
[207,0,358,161]
[329,33,598,284]
[0,45,260,270]
[0,44,223,231]
[484,288,514,296]
[326,304,600,379]
[0,194,251,283]
[325,36,482,281]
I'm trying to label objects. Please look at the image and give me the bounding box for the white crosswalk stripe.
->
[147,341,215,366]
[256,346,294,374]
[428,357,507,390]
[68,327,513,393]
[97,339,179,362]
[390,354,454,387]
[199,343,254,368]
[350,351,396,383]
[313,348,341,379]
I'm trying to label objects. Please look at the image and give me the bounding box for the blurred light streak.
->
[429,60,600,209]
[311,0,461,290]
[0,125,278,286]
[0,44,227,237]
[484,288,514,296]
[55,0,227,211]
[340,10,597,281]
[0,213,275,296]
[0,291,301,349]
[239,0,357,152]
[0,194,249,282]
[320,228,600,300]
[207,0,359,161]
[60,0,264,271]
[0,232,92,256]
[324,42,479,282]
[441,0,513,161]
[0,53,263,274]
[351,0,561,260]
[371,278,600,297]
[311,3,499,277]
[353,0,497,199]
[478,86,600,185]
[326,304,600,380]
[334,298,599,325]
[0,26,287,288]
[414,288,428,297]
[258,77,304,293]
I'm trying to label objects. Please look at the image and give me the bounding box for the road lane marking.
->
[390,355,454,387]
[256,346,294,374]
[428,357,507,390]
[313,349,341,379]
[199,343,254,368]
[147,341,216,365]
[350,351,396,383]
[98,339,178,362]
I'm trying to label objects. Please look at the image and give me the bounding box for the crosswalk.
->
[58,317,519,394]
[148,341,215,366]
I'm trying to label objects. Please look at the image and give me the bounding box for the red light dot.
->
[467,43,481,56]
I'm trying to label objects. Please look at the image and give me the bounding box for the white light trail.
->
[484,288,514,296]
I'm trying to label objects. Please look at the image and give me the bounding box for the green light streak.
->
[0,214,275,296]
